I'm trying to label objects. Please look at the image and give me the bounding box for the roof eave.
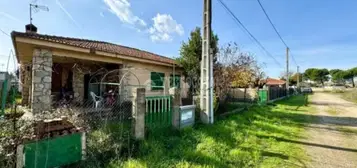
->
[11,31,20,63]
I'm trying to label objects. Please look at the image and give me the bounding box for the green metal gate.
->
[23,133,83,168]
[145,95,172,128]
[258,89,268,105]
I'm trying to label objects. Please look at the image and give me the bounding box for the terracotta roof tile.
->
[265,78,286,85]
[12,31,176,65]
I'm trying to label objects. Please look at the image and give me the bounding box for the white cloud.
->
[103,0,146,28]
[149,13,184,42]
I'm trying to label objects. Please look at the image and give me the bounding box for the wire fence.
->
[0,89,136,167]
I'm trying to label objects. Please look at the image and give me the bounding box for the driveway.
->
[305,92,357,168]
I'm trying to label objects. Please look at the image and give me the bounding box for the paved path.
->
[305,93,357,168]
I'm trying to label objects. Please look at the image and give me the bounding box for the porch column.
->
[73,69,84,103]
[20,64,32,106]
[31,49,53,113]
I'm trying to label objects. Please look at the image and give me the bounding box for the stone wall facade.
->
[31,49,53,113]
[73,69,84,103]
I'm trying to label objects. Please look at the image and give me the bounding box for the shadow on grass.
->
[292,124,357,135]
[257,134,357,153]
[105,95,313,167]
[309,101,356,107]
[76,95,357,167]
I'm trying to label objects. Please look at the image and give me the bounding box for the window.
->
[170,74,181,89]
[151,72,165,90]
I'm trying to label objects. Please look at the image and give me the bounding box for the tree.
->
[304,68,329,86]
[177,27,219,96]
[289,73,303,85]
[343,67,357,87]
[329,69,346,84]
[214,42,264,103]
[279,71,294,80]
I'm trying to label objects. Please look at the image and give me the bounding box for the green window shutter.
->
[170,74,181,89]
[151,72,165,90]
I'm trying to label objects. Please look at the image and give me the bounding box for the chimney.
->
[25,24,37,33]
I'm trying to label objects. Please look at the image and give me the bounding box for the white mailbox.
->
[179,105,196,128]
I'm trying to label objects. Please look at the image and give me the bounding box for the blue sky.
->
[1,0,357,78]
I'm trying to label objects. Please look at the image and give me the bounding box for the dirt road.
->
[305,92,357,168]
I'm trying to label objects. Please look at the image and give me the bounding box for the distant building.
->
[0,72,11,92]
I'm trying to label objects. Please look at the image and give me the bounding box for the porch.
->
[19,49,175,113]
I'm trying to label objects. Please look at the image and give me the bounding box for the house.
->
[12,24,184,113]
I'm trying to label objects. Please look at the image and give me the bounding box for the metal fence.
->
[145,95,172,128]
[268,87,287,101]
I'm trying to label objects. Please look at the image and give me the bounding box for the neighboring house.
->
[12,24,184,113]
[262,78,286,88]
[0,72,18,92]
[0,72,10,92]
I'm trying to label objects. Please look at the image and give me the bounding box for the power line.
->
[290,52,298,66]
[256,0,299,67]
[217,0,283,68]
[257,0,287,48]
[0,28,10,37]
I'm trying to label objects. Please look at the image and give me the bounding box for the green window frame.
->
[170,74,181,89]
[151,72,165,90]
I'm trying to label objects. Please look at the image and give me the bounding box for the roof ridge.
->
[12,31,115,44]
[12,31,176,64]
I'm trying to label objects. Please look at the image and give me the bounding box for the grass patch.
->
[326,106,340,116]
[103,95,313,168]
[340,89,357,103]
[225,102,246,111]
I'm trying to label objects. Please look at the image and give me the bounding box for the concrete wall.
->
[228,88,258,100]
[121,61,186,97]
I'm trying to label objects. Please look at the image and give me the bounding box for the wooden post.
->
[132,88,145,139]
[286,47,290,96]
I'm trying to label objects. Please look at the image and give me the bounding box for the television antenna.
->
[29,3,49,24]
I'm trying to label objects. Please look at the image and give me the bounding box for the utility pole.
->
[200,0,213,124]
[286,47,289,96]
[297,66,300,88]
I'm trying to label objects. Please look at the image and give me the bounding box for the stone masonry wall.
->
[73,69,84,103]
[31,49,53,113]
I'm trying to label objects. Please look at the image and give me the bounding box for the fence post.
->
[266,86,270,102]
[169,87,181,129]
[132,88,145,140]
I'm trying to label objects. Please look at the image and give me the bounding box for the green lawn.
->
[101,95,312,168]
